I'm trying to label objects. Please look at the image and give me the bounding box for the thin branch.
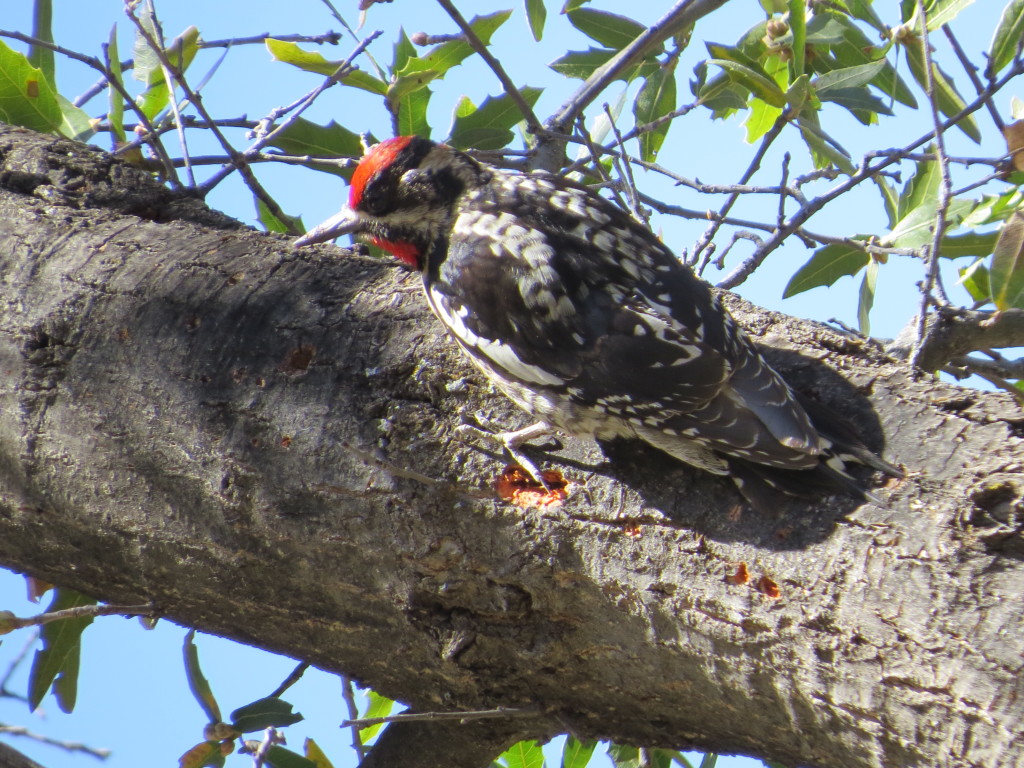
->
[544,0,730,135]
[267,663,309,700]
[889,307,1024,371]
[0,28,179,183]
[602,104,646,223]
[340,706,539,729]
[693,111,789,272]
[0,603,154,631]
[201,30,382,195]
[0,725,111,760]
[912,0,954,367]
[942,26,1004,132]
[201,31,343,49]
[715,58,1024,290]
[434,0,542,136]
[341,676,367,761]
[124,3,295,228]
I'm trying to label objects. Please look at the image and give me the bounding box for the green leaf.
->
[525,0,546,41]
[607,743,642,768]
[804,13,847,45]
[819,86,894,117]
[266,39,388,94]
[922,0,976,30]
[987,0,1024,77]
[963,189,1024,227]
[448,87,543,150]
[263,746,317,768]
[265,118,364,178]
[28,589,97,713]
[783,242,870,297]
[796,112,854,172]
[843,0,889,34]
[56,93,94,141]
[358,690,395,743]
[131,2,160,84]
[697,754,718,768]
[567,8,648,51]
[902,33,980,142]
[872,174,899,229]
[858,257,879,335]
[502,740,545,768]
[549,48,657,82]
[958,259,991,303]
[938,231,999,258]
[707,59,786,107]
[29,0,54,83]
[392,29,416,74]
[813,12,915,107]
[814,58,888,94]
[137,25,200,120]
[745,97,782,143]
[884,198,973,249]
[184,630,222,723]
[897,152,939,219]
[634,63,677,161]
[990,210,1024,310]
[787,0,806,77]
[417,10,512,75]
[562,736,597,768]
[256,196,303,235]
[0,39,63,132]
[106,25,126,143]
[229,697,303,733]
[397,86,431,139]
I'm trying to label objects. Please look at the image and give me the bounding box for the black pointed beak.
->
[293,207,362,247]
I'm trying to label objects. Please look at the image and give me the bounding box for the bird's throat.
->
[371,236,422,269]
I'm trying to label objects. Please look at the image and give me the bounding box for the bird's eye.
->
[360,184,389,216]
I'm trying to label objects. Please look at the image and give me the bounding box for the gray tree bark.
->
[0,124,1021,768]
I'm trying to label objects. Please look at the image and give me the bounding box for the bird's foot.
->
[455,417,556,490]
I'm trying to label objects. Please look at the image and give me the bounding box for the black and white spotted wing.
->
[423,170,826,471]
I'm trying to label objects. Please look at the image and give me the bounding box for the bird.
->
[294,135,902,508]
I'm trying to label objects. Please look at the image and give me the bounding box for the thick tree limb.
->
[889,307,1024,372]
[0,125,1023,768]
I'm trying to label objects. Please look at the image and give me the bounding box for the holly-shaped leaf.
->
[783,242,870,298]
[0,39,62,133]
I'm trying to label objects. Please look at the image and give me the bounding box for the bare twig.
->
[124,2,297,227]
[0,726,111,760]
[693,111,788,272]
[911,0,954,367]
[602,104,646,223]
[0,28,179,183]
[341,676,366,760]
[0,603,154,631]
[340,706,539,729]
[267,663,309,700]
[545,0,730,135]
[715,58,1024,291]
[942,27,1004,132]
[434,0,542,136]
[201,30,382,195]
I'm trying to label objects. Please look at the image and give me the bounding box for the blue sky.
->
[0,1,1014,767]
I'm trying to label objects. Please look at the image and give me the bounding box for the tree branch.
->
[2,124,1024,768]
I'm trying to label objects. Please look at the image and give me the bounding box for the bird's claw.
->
[455,420,555,491]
